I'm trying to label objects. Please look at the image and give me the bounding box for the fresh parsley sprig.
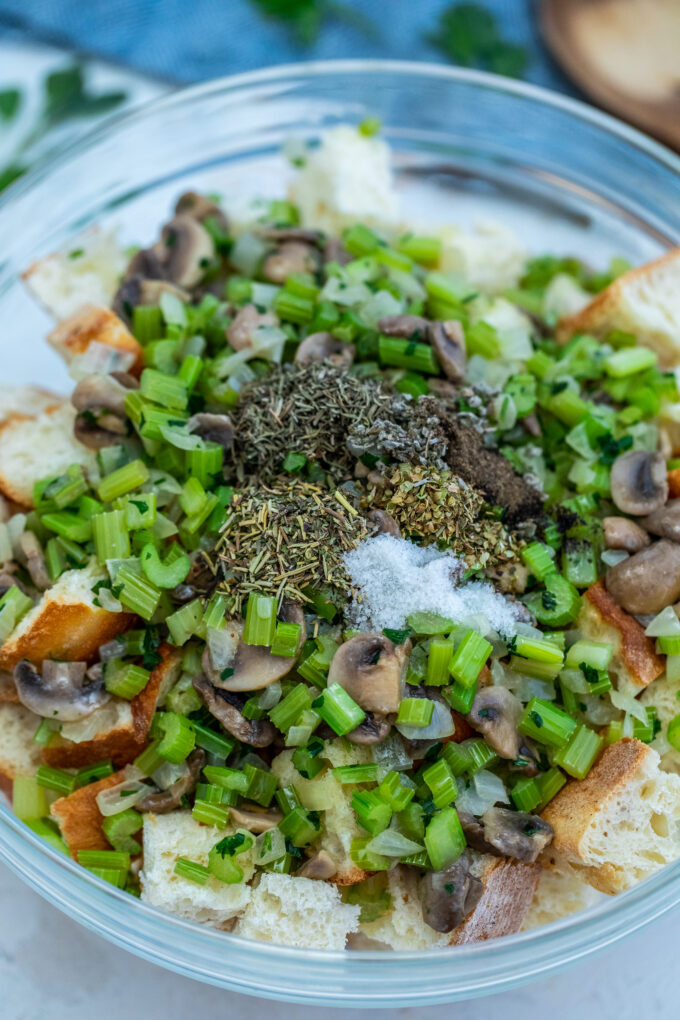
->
[428,3,530,78]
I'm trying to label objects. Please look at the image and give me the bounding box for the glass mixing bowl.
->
[0,61,679,1006]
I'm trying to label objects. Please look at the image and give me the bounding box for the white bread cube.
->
[556,249,680,369]
[22,228,126,322]
[141,812,253,930]
[0,386,60,425]
[0,702,43,794]
[360,866,448,950]
[641,673,680,774]
[271,742,368,885]
[579,581,664,696]
[0,558,134,673]
[47,304,143,372]
[289,126,399,234]
[521,867,602,930]
[542,738,680,894]
[0,403,99,507]
[235,872,360,950]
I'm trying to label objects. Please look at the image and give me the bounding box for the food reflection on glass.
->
[2,124,680,951]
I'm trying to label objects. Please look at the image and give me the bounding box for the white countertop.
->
[1,860,678,1020]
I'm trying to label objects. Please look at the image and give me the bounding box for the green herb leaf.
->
[0,88,21,122]
[428,3,529,78]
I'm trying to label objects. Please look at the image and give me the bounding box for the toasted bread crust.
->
[448,858,541,944]
[0,672,19,703]
[41,644,179,769]
[541,738,648,871]
[0,601,135,673]
[47,304,143,373]
[555,249,680,365]
[51,769,126,856]
[668,468,680,499]
[581,580,664,691]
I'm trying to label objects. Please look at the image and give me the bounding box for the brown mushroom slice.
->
[156,215,215,288]
[419,852,484,933]
[294,332,355,367]
[377,314,429,340]
[174,191,229,231]
[428,320,466,382]
[72,373,133,449]
[468,686,522,760]
[187,412,234,452]
[298,850,337,880]
[641,499,680,542]
[478,806,554,863]
[367,509,401,538]
[18,531,49,590]
[605,539,680,614]
[262,241,319,284]
[229,803,283,833]
[328,633,408,714]
[203,612,305,694]
[603,516,652,552]
[137,748,205,814]
[13,659,109,722]
[226,304,278,352]
[258,227,323,246]
[610,449,668,516]
[485,560,529,595]
[346,712,392,745]
[192,676,276,747]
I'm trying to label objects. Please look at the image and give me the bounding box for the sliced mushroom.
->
[137,748,205,814]
[377,314,429,340]
[294,332,355,367]
[72,372,133,448]
[485,560,529,595]
[262,241,319,284]
[419,852,484,933]
[258,227,323,246]
[605,539,680,614]
[188,412,234,451]
[18,531,49,590]
[174,191,229,232]
[367,509,401,538]
[229,803,283,833]
[610,449,668,516]
[156,214,215,288]
[192,676,276,746]
[428,320,466,382]
[507,737,542,778]
[603,516,652,552]
[323,237,351,266]
[203,612,305,694]
[328,633,408,714]
[13,659,110,721]
[641,499,680,543]
[461,806,553,863]
[346,712,392,745]
[113,275,191,324]
[226,304,278,352]
[298,850,337,880]
[468,686,522,760]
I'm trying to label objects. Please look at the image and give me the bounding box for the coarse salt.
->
[343,534,524,638]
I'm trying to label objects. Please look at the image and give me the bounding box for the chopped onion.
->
[106,556,141,583]
[559,668,589,695]
[365,829,424,858]
[207,626,239,672]
[455,770,508,816]
[160,291,187,327]
[152,512,179,540]
[69,345,136,382]
[0,523,12,565]
[396,700,454,741]
[230,233,269,277]
[96,779,150,816]
[610,688,649,724]
[146,469,182,496]
[580,694,619,726]
[60,702,125,743]
[359,289,403,328]
[152,760,189,791]
[300,783,332,812]
[256,681,282,710]
[287,723,316,747]
[252,325,287,363]
[645,605,680,638]
[320,276,372,307]
[250,283,279,310]
[622,713,635,738]
[99,637,127,662]
[254,827,286,865]
[389,267,426,302]
[7,513,27,557]
[371,733,413,773]
[97,587,123,613]
[159,425,206,451]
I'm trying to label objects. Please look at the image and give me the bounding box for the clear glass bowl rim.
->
[0,59,679,1006]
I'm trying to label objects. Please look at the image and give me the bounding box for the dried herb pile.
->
[215,478,369,613]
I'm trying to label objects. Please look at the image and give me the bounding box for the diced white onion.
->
[365,829,424,858]
[645,605,680,638]
[371,733,413,774]
[359,289,403,328]
[97,587,123,613]
[252,325,287,363]
[207,626,239,672]
[254,827,286,865]
[601,549,629,568]
[152,512,179,540]
[609,688,649,724]
[455,770,508,816]
[320,276,372,307]
[559,668,589,694]
[250,283,279,309]
[230,233,269,277]
[7,514,27,557]
[0,523,12,564]
[287,723,315,747]
[396,700,454,741]
[106,556,141,583]
[151,760,189,791]
[96,780,150,816]
[256,681,282,710]
[160,291,187,327]
[159,425,206,451]
[69,346,136,382]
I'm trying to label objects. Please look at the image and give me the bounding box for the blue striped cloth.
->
[0,0,576,93]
